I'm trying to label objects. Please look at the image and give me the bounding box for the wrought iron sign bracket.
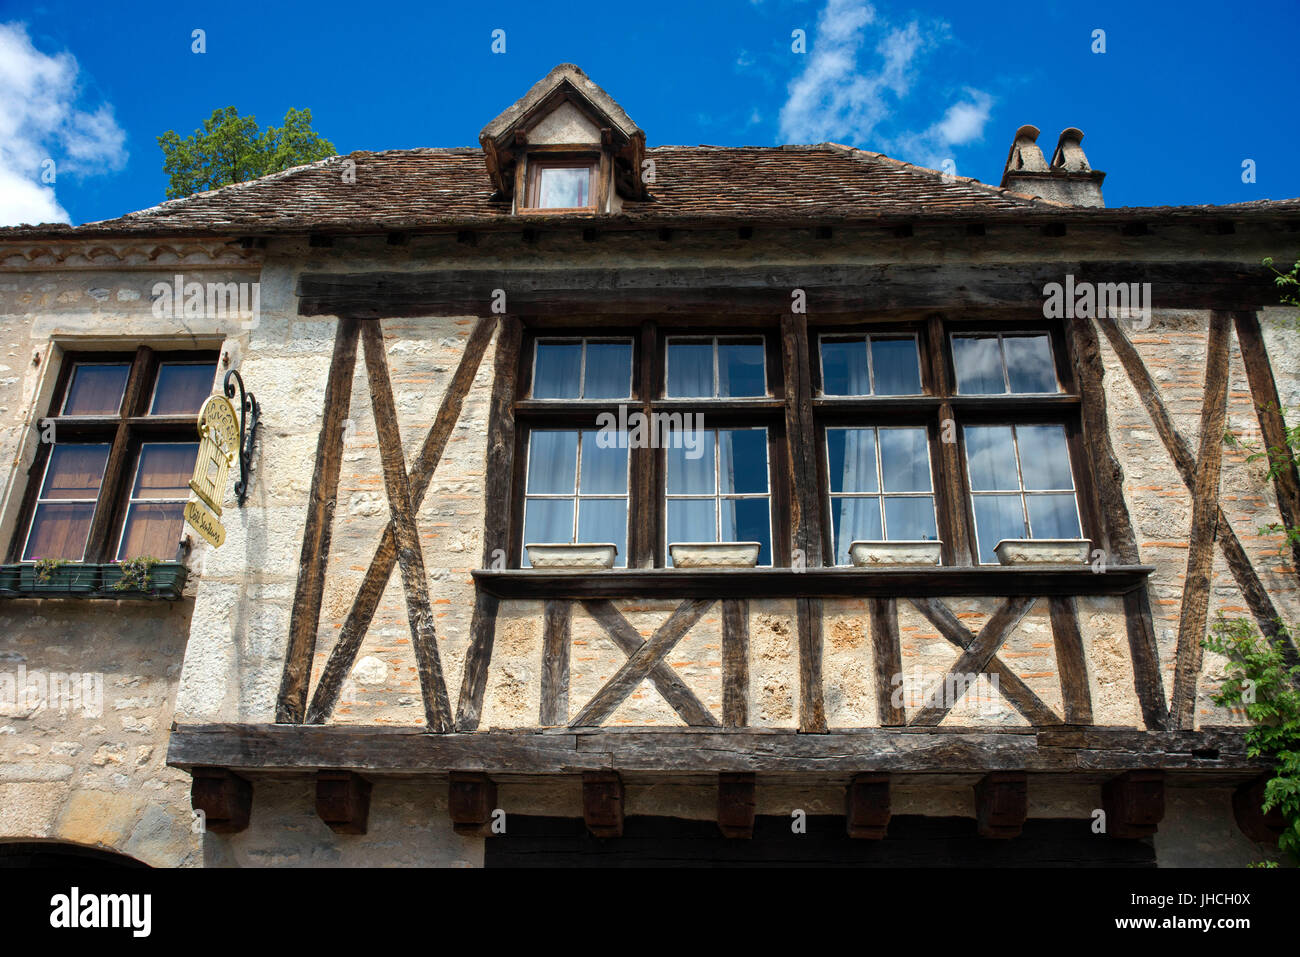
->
[223,369,260,506]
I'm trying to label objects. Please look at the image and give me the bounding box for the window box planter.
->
[0,565,18,595]
[100,561,189,599]
[849,540,943,567]
[15,562,100,594]
[994,539,1092,566]
[669,542,761,568]
[524,543,618,569]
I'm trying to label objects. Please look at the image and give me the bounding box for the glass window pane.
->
[831,496,882,565]
[1016,425,1074,490]
[536,166,591,208]
[717,341,765,397]
[583,342,632,399]
[721,498,772,566]
[579,432,628,494]
[521,499,575,562]
[1026,493,1082,540]
[151,363,216,415]
[666,341,713,397]
[719,429,768,495]
[871,338,922,395]
[884,496,938,540]
[526,431,578,494]
[23,503,97,561]
[62,363,129,415]
[667,499,717,562]
[132,443,199,498]
[820,339,866,396]
[879,427,931,493]
[533,342,582,399]
[40,444,110,500]
[973,494,1027,563]
[577,499,627,566]
[117,502,185,560]
[952,337,1006,395]
[827,428,878,494]
[1003,336,1058,394]
[667,430,715,494]
[964,426,1020,491]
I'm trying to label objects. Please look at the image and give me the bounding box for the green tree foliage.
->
[158,106,336,199]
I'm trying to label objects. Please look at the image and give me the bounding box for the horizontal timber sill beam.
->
[295,261,1275,318]
[166,725,1267,777]
[471,565,1154,600]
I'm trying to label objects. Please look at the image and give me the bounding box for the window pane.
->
[666,341,713,397]
[533,342,582,399]
[1003,336,1057,394]
[964,426,1019,491]
[871,338,922,395]
[820,339,866,396]
[718,429,767,495]
[952,337,1006,394]
[526,431,578,494]
[522,499,575,561]
[132,443,198,498]
[151,363,216,415]
[879,428,931,493]
[583,342,632,399]
[721,498,771,565]
[536,166,591,208]
[827,428,878,494]
[831,496,882,564]
[23,503,97,561]
[667,499,717,560]
[579,432,628,494]
[40,444,110,499]
[577,499,627,566]
[973,495,1027,563]
[1026,493,1082,539]
[667,431,714,494]
[1017,425,1074,490]
[717,341,765,397]
[63,363,129,415]
[884,496,938,540]
[117,502,185,560]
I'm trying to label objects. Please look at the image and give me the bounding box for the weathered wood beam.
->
[1049,596,1094,725]
[276,318,359,723]
[582,771,624,838]
[974,771,1027,839]
[457,317,523,731]
[797,597,827,732]
[781,313,822,565]
[870,598,906,726]
[721,598,750,727]
[925,316,973,565]
[448,772,499,836]
[540,600,572,726]
[361,320,452,731]
[190,767,252,834]
[717,772,757,839]
[315,770,372,835]
[1102,770,1165,838]
[1123,588,1170,731]
[306,317,495,725]
[845,773,891,839]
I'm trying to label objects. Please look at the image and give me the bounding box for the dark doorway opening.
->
[0,842,149,868]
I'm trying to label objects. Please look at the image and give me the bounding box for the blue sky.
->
[3,0,1297,226]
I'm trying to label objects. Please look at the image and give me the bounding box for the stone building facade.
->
[1,64,1297,866]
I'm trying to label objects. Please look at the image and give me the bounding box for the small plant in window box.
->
[19,558,98,593]
[102,558,187,598]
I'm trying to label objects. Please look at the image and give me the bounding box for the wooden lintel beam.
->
[449,772,499,836]
[190,767,252,834]
[582,771,624,838]
[1102,770,1165,838]
[974,771,1027,839]
[845,773,891,839]
[315,770,372,835]
[717,772,757,839]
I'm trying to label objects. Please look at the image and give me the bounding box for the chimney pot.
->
[998,123,1105,207]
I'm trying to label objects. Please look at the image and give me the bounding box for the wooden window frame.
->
[519,153,602,214]
[7,346,219,564]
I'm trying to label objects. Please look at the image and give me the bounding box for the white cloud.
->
[778,0,993,172]
[0,22,127,226]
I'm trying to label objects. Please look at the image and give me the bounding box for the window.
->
[951,333,1059,394]
[819,335,923,396]
[665,337,766,398]
[12,349,219,564]
[531,338,633,399]
[522,429,629,566]
[825,427,937,565]
[525,159,598,211]
[666,428,772,566]
[964,424,1082,564]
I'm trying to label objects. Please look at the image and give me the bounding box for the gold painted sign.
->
[184,393,239,548]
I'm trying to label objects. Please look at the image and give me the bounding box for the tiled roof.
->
[4,143,1300,239]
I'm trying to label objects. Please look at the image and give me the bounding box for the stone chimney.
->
[1000,125,1106,207]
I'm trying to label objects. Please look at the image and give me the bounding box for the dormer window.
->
[527,158,598,211]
